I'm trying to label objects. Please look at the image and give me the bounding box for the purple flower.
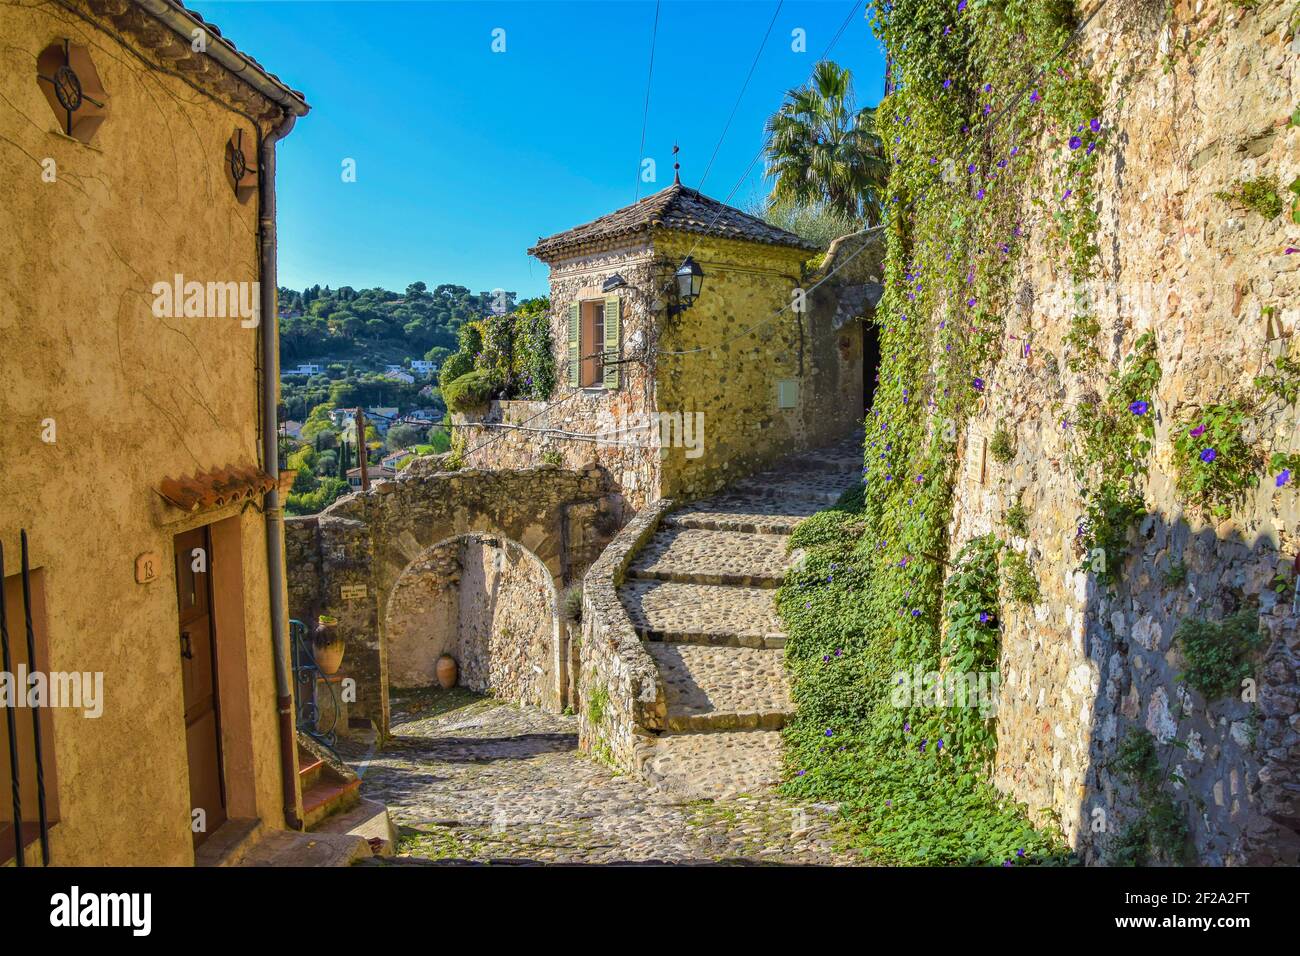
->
[1090,118,1101,132]
[973,377,985,392]
[1069,136,1082,150]
[943,78,952,89]
[1200,448,1217,463]
[911,609,921,617]
[936,739,944,751]
[1129,401,1149,415]
[1277,469,1291,487]
[1190,424,1206,438]
[967,297,977,307]
[796,769,806,776]
[825,728,833,737]
[958,0,967,10]
[976,188,986,200]
[979,612,989,623]
[1062,189,1073,200]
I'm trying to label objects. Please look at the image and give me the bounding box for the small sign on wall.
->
[340,583,367,601]
[135,552,161,584]
[966,434,988,486]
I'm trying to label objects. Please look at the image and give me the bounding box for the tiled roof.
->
[528,183,819,260]
[158,464,277,512]
[130,1,308,113]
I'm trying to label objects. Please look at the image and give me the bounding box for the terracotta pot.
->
[312,616,346,676]
[436,654,458,689]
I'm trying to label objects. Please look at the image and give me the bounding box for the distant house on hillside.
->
[410,359,436,377]
[346,465,396,490]
[283,363,322,377]
[453,179,878,507]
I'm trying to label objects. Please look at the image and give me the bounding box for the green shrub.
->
[586,685,609,727]
[989,427,1015,464]
[1216,176,1284,219]
[1003,550,1040,606]
[1005,493,1029,537]
[1174,609,1265,700]
[1078,479,1146,586]
[1171,401,1261,517]
[562,583,583,623]
[443,369,504,413]
[1108,728,1190,866]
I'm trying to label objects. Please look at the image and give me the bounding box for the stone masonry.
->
[578,435,861,797]
[945,1,1300,863]
[285,462,620,732]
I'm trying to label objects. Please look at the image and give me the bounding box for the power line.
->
[697,0,785,193]
[634,0,662,201]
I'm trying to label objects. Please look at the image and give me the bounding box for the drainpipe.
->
[258,112,303,831]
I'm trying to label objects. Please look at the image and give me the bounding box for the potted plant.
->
[312,614,346,675]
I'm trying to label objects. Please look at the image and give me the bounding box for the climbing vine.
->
[775,0,1118,864]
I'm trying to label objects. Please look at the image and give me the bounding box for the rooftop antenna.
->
[672,142,680,185]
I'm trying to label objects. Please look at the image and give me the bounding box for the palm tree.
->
[764,60,887,226]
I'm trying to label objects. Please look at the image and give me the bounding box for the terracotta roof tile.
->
[158,463,277,512]
[528,183,819,260]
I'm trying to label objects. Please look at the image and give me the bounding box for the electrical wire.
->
[697,0,784,193]
[634,0,662,201]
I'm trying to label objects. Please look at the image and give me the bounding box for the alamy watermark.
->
[151,274,260,328]
[593,409,705,459]
[1,666,103,718]
[890,665,1000,719]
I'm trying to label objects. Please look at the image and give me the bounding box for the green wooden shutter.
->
[567,301,580,388]
[602,294,620,390]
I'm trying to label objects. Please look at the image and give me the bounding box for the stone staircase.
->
[617,436,862,800]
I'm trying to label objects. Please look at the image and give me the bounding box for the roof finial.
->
[672,142,680,185]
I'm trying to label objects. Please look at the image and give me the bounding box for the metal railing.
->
[289,618,342,754]
[0,532,50,866]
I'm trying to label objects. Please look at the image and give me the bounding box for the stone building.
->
[455,179,875,508]
[0,0,311,864]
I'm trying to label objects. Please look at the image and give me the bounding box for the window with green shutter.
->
[602,294,620,390]
[567,301,580,388]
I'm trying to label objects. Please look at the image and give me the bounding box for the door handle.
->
[180,630,194,660]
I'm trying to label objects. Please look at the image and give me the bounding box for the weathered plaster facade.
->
[0,0,305,864]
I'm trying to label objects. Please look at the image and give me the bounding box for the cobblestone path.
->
[341,689,859,864]
[343,435,864,865]
[620,436,863,800]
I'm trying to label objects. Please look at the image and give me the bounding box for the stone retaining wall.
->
[943,2,1300,864]
[577,499,673,772]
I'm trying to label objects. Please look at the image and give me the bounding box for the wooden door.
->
[174,527,225,846]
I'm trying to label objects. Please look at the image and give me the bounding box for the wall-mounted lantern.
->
[669,256,704,315]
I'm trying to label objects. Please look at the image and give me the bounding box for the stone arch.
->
[381,532,565,713]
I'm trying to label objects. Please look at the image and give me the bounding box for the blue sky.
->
[198,0,885,297]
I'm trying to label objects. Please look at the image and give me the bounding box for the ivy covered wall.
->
[779,0,1300,865]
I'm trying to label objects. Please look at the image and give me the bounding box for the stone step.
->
[664,492,823,535]
[627,528,791,588]
[732,469,861,505]
[646,643,792,732]
[643,730,785,800]
[618,579,785,648]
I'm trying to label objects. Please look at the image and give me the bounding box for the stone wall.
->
[460,239,664,508]
[459,230,872,508]
[577,500,672,771]
[284,462,619,732]
[943,1,1300,864]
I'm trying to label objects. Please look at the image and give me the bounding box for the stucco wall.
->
[944,1,1300,864]
[0,1,291,863]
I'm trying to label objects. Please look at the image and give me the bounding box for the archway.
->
[383,533,565,713]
